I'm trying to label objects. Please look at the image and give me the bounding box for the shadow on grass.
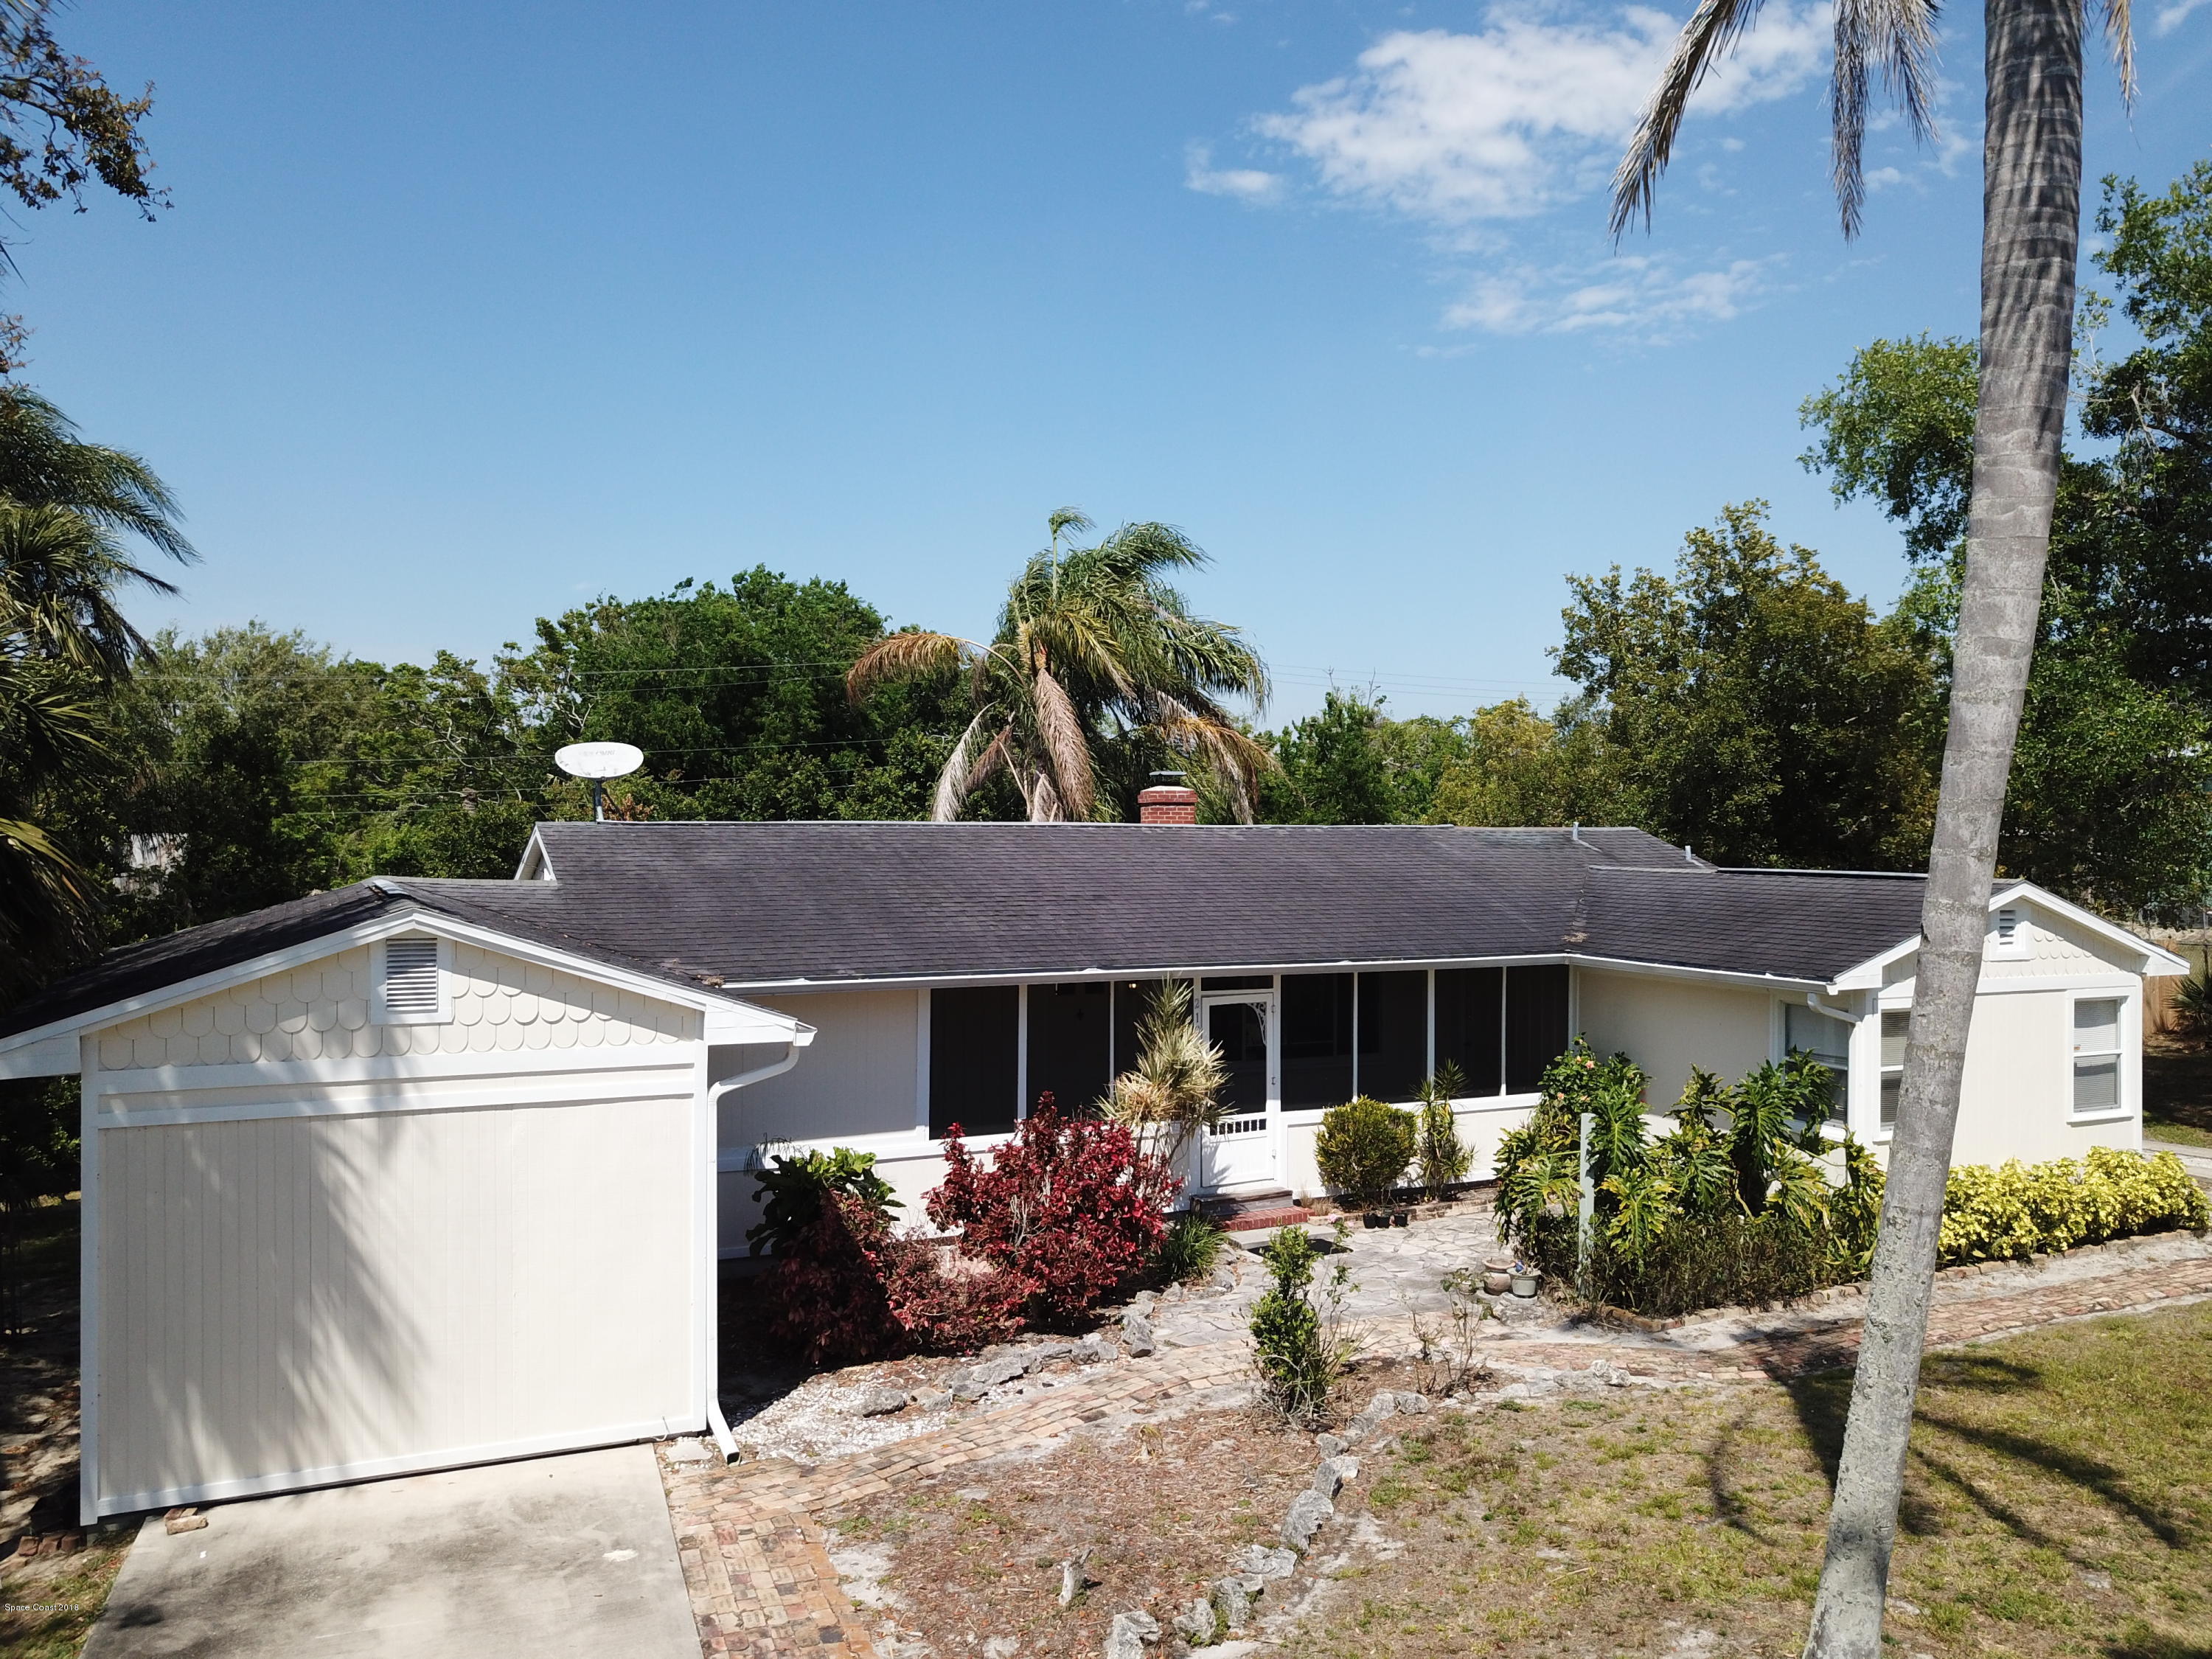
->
[1741,1346,2191,1556]
[2110,1621,2212,1659]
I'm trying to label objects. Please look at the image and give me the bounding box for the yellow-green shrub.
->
[1938,1149,2210,1264]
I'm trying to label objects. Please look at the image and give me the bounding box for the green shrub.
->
[2173,971,2212,1042]
[1151,1211,1228,1285]
[1248,1222,1355,1426]
[1414,1065,1473,1201]
[746,1147,900,1257]
[1315,1096,1416,1215]
[1938,1147,2211,1264]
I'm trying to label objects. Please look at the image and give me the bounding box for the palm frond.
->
[846,630,973,703]
[0,387,195,563]
[1610,0,1769,239]
[0,501,172,674]
[929,708,1003,821]
[2102,0,2136,102]
[1828,0,1939,237]
[1032,659,1098,820]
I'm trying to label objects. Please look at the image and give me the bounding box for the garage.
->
[0,881,810,1522]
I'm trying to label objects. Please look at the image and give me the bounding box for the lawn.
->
[1311,1303,2212,1659]
[2143,1045,2212,1149]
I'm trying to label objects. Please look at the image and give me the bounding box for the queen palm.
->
[1613,1,2130,1655]
[848,510,1271,821]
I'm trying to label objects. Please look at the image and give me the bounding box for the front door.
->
[1197,991,1278,1192]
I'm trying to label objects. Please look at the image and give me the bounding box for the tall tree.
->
[1553,502,1936,868]
[847,510,1270,821]
[1615,0,2129,1653]
[1803,324,2212,914]
[0,0,165,371]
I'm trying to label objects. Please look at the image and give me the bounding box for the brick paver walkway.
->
[663,1230,2212,1658]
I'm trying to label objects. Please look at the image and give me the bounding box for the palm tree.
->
[0,397,193,992]
[1613,2,2128,1655]
[848,510,1272,821]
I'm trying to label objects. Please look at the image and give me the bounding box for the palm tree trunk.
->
[1803,2,2082,1655]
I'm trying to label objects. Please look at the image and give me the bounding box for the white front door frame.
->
[1196,988,1279,1194]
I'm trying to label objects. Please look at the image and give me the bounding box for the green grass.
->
[1312,1302,2212,1659]
[2144,1112,2212,1150]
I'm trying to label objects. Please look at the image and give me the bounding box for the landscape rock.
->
[1281,1489,1335,1551]
[1121,1311,1157,1357]
[1059,1548,1096,1607]
[849,1385,910,1416]
[1210,1577,1254,1630]
[1312,1455,1361,1499]
[1072,1335,1107,1364]
[972,1352,1035,1388]
[1314,1433,1346,1458]
[1104,1609,1161,1658]
[1347,1393,1397,1439]
[983,1639,1020,1659]
[1174,1597,1220,1644]
[1394,1391,1432,1415]
[1233,1544,1298,1581]
[1026,1343,1074,1371]
[914,1388,955,1412]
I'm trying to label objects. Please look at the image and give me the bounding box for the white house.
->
[0,801,2180,1523]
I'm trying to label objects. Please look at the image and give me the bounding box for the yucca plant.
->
[1413,1063,1473,1201]
[1099,978,1230,1184]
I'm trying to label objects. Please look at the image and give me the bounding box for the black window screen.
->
[1435,966,1503,1095]
[1357,970,1427,1102]
[1281,972,1354,1109]
[929,985,1018,1138]
[1027,981,1113,1116]
[1111,979,1185,1077]
[1504,964,1570,1094]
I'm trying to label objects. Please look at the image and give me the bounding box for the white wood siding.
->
[94,1094,698,1515]
[94,942,698,1070]
[1575,969,1774,1110]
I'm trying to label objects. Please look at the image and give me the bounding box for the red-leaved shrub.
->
[763,1192,1025,1364]
[928,1097,1178,1325]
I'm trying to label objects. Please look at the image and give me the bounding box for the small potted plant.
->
[1509,1261,1542,1299]
[1482,1256,1512,1296]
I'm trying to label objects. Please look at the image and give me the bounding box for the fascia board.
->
[0,902,803,1057]
[1992,881,2188,975]
[0,1031,83,1079]
[716,953,1573,994]
[1563,953,1827,994]
[1830,884,2185,990]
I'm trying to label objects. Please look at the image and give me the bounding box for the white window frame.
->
[2066,988,2131,1124]
[1778,997,1853,1131]
[1875,1006,1909,1140]
[372,933,451,1026]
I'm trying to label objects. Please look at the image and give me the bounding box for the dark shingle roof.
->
[1,821,1936,1039]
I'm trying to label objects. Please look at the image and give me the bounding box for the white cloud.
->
[1252,7,1829,224]
[1443,253,1778,338]
[2157,0,2211,32]
[1184,142,1284,202]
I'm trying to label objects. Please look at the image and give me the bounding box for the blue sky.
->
[26,0,2212,722]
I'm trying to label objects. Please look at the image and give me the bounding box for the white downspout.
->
[702,1039,810,1461]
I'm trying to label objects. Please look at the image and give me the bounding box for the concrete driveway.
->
[83,1445,700,1659]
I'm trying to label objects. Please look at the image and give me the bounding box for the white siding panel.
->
[1574,969,1774,1110]
[97,942,699,1070]
[96,1093,695,1514]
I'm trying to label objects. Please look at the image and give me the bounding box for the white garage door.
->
[92,1096,700,1516]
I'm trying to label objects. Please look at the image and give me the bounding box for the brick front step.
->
[1222,1206,1312,1232]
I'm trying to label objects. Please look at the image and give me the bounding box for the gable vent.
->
[1994,908,2021,946]
[381,937,442,1018]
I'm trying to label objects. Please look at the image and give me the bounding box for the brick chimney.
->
[1138,773,1198,824]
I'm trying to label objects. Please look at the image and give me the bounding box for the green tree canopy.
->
[1553,501,1938,869]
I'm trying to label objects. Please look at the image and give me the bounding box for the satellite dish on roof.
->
[556,742,644,821]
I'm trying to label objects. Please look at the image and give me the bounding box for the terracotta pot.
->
[1482,1270,1512,1295]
